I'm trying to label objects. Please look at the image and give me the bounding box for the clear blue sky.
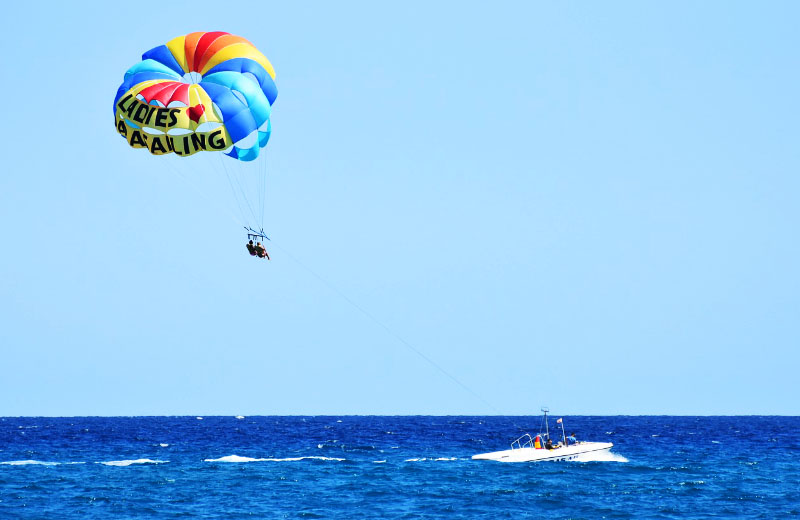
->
[1,1,798,416]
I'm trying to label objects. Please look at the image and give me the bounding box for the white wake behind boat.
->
[472,408,613,462]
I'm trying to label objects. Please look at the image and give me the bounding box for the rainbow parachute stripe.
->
[114,32,277,161]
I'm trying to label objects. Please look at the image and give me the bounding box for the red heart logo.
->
[188,104,205,123]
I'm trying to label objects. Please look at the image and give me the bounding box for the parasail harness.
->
[245,226,270,243]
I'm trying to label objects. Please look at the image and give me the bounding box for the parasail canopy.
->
[113,31,277,162]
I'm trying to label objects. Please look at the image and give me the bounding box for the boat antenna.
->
[541,407,550,441]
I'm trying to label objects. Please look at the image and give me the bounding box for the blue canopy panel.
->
[202,71,271,126]
[205,58,278,105]
[226,146,260,161]
[200,75,272,161]
[197,81,255,142]
[258,120,272,148]
[141,45,186,76]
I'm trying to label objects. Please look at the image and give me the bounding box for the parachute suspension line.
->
[269,241,505,416]
[225,156,260,226]
[219,155,258,226]
[255,158,262,228]
[259,157,267,230]
[219,156,250,227]
[219,155,244,223]
[254,158,263,230]
[162,157,244,228]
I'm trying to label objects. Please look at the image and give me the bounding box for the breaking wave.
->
[404,457,460,462]
[204,454,345,463]
[98,459,168,467]
[1,460,62,466]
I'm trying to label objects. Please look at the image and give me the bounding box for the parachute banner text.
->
[115,94,232,157]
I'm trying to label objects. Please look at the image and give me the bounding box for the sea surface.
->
[1,416,798,519]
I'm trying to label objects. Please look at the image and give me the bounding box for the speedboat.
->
[472,408,613,462]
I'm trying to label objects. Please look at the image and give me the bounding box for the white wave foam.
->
[159,443,169,447]
[99,459,168,467]
[205,455,264,463]
[405,458,426,462]
[405,457,459,462]
[204,454,345,463]
[1,460,60,466]
[373,460,387,464]
[273,456,346,462]
[573,451,628,463]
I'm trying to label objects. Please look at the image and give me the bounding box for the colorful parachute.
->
[114,32,277,161]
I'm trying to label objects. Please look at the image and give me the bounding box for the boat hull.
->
[472,441,613,462]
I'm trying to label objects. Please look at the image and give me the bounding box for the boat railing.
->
[511,433,534,450]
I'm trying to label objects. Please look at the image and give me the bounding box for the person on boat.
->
[246,240,257,256]
[567,433,577,445]
[254,242,270,260]
[545,437,553,450]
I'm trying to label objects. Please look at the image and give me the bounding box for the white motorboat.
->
[472,408,613,462]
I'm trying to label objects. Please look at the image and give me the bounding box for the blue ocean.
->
[1,416,798,518]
